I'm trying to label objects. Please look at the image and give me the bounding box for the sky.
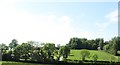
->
[0,0,119,45]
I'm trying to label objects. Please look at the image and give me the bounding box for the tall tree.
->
[9,39,18,50]
[59,46,70,61]
[0,43,8,54]
[14,43,34,61]
[95,38,104,50]
[109,37,118,55]
[103,36,119,55]
[68,37,82,49]
[42,43,56,61]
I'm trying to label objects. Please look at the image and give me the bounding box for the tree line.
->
[0,36,120,62]
[0,39,70,62]
[66,36,120,55]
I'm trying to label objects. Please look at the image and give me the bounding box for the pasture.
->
[68,50,120,62]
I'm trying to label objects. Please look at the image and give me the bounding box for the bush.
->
[92,54,98,62]
[80,49,90,61]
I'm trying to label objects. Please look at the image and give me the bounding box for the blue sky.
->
[0,0,118,45]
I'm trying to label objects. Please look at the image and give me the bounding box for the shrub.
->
[80,49,90,61]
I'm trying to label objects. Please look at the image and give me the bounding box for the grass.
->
[1,61,53,65]
[67,49,120,62]
[0,62,2,65]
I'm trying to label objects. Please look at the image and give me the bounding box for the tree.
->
[67,37,99,50]
[28,41,41,48]
[68,37,82,49]
[103,37,119,55]
[31,49,45,62]
[14,43,34,61]
[116,36,120,50]
[53,50,60,61]
[13,45,21,61]
[59,46,70,61]
[103,44,109,52]
[56,44,61,50]
[2,50,13,61]
[0,43,8,54]
[92,54,98,62]
[42,43,56,61]
[9,39,18,50]
[0,43,8,50]
[80,49,90,61]
[0,43,9,61]
[95,38,104,50]
[86,40,97,50]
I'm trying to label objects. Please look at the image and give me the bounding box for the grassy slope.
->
[68,50,119,62]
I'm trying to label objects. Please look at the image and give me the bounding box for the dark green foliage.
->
[42,43,56,61]
[95,38,104,50]
[31,50,45,62]
[67,38,99,50]
[14,43,34,61]
[59,46,70,60]
[9,39,18,50]
[0,43,8,54]
[86,40,98,50]
[67,37,81,49]
[103,36,120,55]
[54,50,60,61]
[2,50,13,61]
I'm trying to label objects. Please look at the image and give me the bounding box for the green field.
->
[68,50,120,62]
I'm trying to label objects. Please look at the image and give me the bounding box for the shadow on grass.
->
[1,61,120,65]
[69,54,74,56]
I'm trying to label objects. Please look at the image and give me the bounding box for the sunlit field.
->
[68,50,119,62]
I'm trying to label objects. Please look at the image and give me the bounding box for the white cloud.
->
[95,21,110,32]
[78,31,93,39]
[94,9,118,41]
[95,9,118,32]
[105,9,118,23]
